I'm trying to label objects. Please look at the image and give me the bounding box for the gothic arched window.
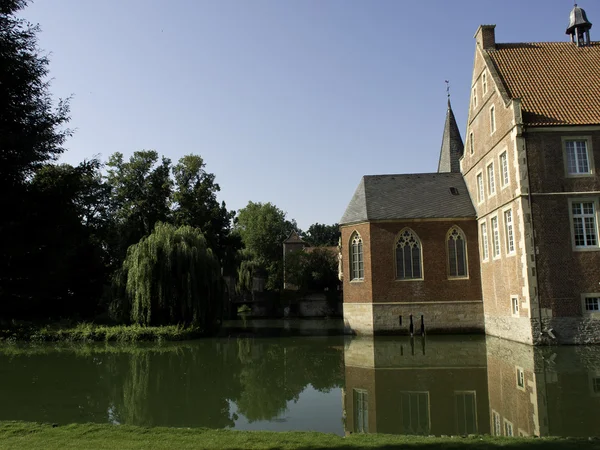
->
[350,232,364,281]
[395,229,422,280]
[447,226,468,278]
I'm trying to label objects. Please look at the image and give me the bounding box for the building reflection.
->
[343,336,490,436]
[343,336,600,438]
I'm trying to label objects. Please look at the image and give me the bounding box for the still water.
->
[1,333,599,437]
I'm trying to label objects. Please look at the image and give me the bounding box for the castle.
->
[340,5,600,345]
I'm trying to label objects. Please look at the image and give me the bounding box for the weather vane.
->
[445,80,450,99]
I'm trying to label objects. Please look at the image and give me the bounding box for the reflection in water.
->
[343,335,600,438]
[1,335,600,437]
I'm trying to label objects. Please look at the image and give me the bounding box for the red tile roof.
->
[487,42,600,126]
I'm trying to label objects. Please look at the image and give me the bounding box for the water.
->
[0,333,599,437]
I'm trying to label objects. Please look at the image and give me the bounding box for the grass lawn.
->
[0,422,597,450]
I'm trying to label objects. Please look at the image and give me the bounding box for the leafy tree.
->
[0,0,71,187]
[284,248,339,293]
[234,202,298,291]
[0,0,72,320]
[303,223,340,247]
[2,160,109,319]
[113,223,222,328]
[105,151,172,263]
[172,154,238,271]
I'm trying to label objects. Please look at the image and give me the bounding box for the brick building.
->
[340,5,600,344]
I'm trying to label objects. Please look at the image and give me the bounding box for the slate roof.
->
[487,42,600,125]
[340,173,476,225]
[283,231,305,244]
[437,99,464,173]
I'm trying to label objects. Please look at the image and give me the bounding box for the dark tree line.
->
[0,0,340,326]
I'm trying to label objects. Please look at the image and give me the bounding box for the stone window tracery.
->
[447,226,468,278]
[395,229,423,280]
[350,232,364,281]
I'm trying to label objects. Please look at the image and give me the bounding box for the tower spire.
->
[566,3,592,46]
[437,83,464,174]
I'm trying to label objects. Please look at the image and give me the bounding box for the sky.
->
[20,0,597,230]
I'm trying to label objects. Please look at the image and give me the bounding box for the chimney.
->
[474,25,496,50]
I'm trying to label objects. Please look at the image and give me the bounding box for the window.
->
[511,296,519,315]
[516,367,525,389]
[592,376,600,395]
[472,87,477,108]
[490,105,496,134]
[480,222,489,261]
[354,389,368,433]
[492,411,501,436]
[585,297,600,311]
[571,201,598,248]
[395,229,422,280]
[350,233,364,280]
[499,151,509,187]
[400,392,430,435]
[482,72,488,94]
[469,132,474,155]
[511,296,519,316]
[491,216,500,258]
[504,419,514,437]
[487,163,496,196]
[477,173,484,203]
[447,226,468,278]
[455,392,477,435]
[564,139,592,175]
[582,294,600,315]
[504,209,515,254]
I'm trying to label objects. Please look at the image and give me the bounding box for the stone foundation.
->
[343,301,484,335]
[484,315,534,345]
[534,317,600,345]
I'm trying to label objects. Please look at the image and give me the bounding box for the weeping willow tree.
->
[114,223,223,329]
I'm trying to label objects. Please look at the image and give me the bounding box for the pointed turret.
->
[437,99,464,173]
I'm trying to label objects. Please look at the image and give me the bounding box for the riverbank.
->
[0,323,204,343]
[0,422,595,450]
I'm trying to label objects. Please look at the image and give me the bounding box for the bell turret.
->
[566,4,592,46]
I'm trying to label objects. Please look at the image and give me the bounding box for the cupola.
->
[566,4,592,46]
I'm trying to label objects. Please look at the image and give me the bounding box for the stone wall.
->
[484,315,534,345]
[343,301,484,335]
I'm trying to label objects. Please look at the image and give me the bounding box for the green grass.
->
[0,422,597,450]
[0,323,204,343]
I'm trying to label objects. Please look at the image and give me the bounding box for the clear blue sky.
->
[21,0,597,230]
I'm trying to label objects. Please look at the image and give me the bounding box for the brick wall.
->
[341,223,373,303]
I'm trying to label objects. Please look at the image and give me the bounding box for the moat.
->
[1,333,599,438]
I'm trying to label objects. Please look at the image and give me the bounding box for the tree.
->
[284,248,339,293]
[234,202,298,290]
[105,151,172,263]
[172,154,237,270]
[113,223,222,329]
[0,0,72,320]
[303,223,340,247]
[0,0,71,187]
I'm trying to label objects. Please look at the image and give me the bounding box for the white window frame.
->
[511,295,519,317]
[469,132,474,156]
[491,215,501,259]
[581,293,600,319]
[472,87,477,109]
[492,410,501,436]
[476,172,484,204]
[503,207,515,256]
[487,162,496,197]
[480,220,489,262]
[499,150,509,188]
[563,136,594,177]
[504,419,514,437]
[490,105,496,134]
[516,366,525,390]
[447,226,468,279]
[482,71,488,94]
[568,198,600,251]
